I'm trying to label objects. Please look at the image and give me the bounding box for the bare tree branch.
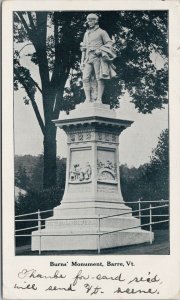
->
[31,78,42,94]
[34,12,50,92]
[19,43,33,55]
[50,13,60,88]
[15,59,43,94]
[27,12,36,31]
[16,12,33,40]
[14,68,45,135]
[53,72,69,119]
[30,97,45,136]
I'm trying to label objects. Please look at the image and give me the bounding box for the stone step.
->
[44,216,140,231]
[31,228,153,251]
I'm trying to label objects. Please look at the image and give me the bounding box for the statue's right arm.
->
[80,33,87,70]
[80,52,86,70]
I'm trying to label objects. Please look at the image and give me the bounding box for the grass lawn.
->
[16,229,169,256]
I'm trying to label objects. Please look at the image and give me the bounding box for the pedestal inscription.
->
[68,184,91,193]
[97,184,118,193]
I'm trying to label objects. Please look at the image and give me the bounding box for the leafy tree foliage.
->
[121,129,169,203]
[15,155,66,192]
[14,11,168,187]
[150,128,168,167]
[15,155,66,247]
[15,165,30,190]
[120,130,169,229]
[29,155,44,191]
[15,186,64,247]
[148,128,169,199]
[15,187,64,216]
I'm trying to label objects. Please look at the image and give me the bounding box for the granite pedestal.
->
[31,102,154,251]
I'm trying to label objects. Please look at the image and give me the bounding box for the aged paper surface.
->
[2,0,180,299]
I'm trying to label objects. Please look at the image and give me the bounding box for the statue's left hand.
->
[80,62,85,71]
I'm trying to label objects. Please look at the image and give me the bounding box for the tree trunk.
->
[43,123,57,189]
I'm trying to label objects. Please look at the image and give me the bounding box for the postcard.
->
[2,0,180,299]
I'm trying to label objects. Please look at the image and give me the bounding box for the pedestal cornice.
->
[53,102,133,131]
[53,115,133,129]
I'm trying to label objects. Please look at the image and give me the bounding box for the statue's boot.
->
[97,80,105,103]
[83,86,91,103]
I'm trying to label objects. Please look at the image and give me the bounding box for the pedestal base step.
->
[44,216,140,231]
[31,228,154,251]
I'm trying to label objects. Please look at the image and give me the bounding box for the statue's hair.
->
[86,13,99,20]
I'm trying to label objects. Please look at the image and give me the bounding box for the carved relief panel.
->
[69,147,92,184]
[97,147,118,184]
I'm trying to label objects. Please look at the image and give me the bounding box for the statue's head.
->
[86,13,99,28]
